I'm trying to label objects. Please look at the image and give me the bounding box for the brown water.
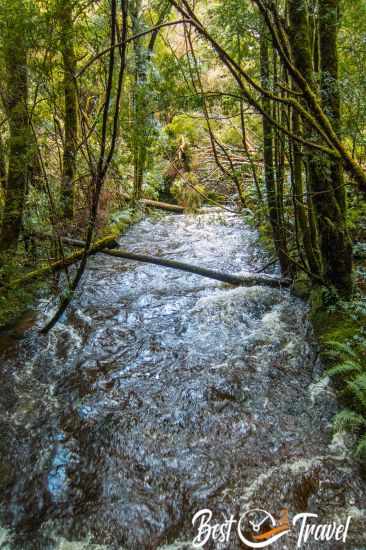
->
[0,210,365,549]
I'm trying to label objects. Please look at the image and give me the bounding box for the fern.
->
[326,360,363,378]
[355,433,366,457]
[354,372,366,391]
[325,341,366,458]
[324,340,358,360]
[333,409,366,432]
[347,375,366,409]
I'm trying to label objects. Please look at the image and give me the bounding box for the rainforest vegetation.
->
[0,0,366,455]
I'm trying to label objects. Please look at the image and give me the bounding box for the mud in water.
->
[0,210,365,549]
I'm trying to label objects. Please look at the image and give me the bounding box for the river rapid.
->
[0,209,365,549]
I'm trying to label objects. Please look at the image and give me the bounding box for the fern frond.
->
[353,372,366,389]
[355,433,366,457]
[333,409,366,432]
[326,360,363,379]
[324,340,358,360]
[347,379,366,408]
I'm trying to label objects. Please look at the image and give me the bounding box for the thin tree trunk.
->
[240,100,262,203]
[0,132,6,192]
[260,23,290,275]
[131,0,146,203]
[60,0,78,220]
[291,106,320,274]
[0,1,30,252]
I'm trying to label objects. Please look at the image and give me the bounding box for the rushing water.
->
[0,209,365,550]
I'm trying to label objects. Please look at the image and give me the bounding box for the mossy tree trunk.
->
[318,0,353,293]
[0,0,31,252]
[288,0,352,295]
[59,0,78,220]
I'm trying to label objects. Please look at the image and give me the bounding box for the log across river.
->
[0,209,365,549]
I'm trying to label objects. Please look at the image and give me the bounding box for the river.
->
[0,209,365,549]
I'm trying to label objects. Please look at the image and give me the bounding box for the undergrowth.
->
[324,339,366,457]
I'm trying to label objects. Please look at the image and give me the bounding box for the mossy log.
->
[121,192,184,213]
[2,235,289,291]
[141,198,184,213]
[2,235,118,290]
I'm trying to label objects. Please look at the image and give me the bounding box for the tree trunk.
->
[260,24,290,276]
[288,0,352,295]
[131,1,171,204]
[0,132,6,192]
[60,0,78,220]
[0,0,31,252]
[240,100,262,203]
[319,0,344,211]
[291,106,320,274]
[2,234,290,291]
[318,0,352,293]
[131,0,147,204]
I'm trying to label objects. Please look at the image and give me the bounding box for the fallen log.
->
[2,235,118,290]
[2,236,289,291]
[102,248,290,288]
[141,198,184,213]
[121,192,184,213]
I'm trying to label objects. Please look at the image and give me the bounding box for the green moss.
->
[313,309,361,345]
[0,251,47,331]
[310,288,365,355]
[0,282,44,331]
[293,272,312,299]
[0,461,14,491]
[103,207,141,237]
[312,289,366,460]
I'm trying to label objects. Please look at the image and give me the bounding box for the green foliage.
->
[171,173,205,212]
[219,126,242,147]
[325,339,366,457]
[333,409,366,432]
[144,165,166,199]
[339,0,366,161]
[164,114,205,148]
[356,433,366,457]
[106,208,137,236]
[0,255,44,329]
[326,360,362,378]
[323,340,359,360]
